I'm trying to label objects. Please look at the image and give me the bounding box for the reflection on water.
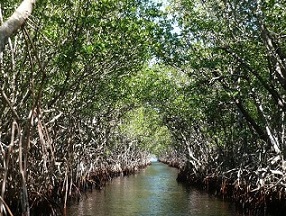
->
[67,162,241,216]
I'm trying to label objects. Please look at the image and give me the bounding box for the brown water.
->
[67,162,242,216]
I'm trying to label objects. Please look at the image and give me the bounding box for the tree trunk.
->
[0,0,36,52]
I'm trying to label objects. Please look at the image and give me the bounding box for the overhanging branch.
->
[0,0,36,52]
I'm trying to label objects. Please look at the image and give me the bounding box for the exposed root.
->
[175,155,286,216]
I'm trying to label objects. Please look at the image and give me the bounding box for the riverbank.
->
[61,162,152,216]
[4,160,151,216]
[177,169,286,215]
[159,157,286,216]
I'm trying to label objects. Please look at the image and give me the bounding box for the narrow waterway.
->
[67,162,241,216]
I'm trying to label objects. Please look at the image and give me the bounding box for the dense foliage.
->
[159,0,286,214]
[0,0,175,215]
[1,0,286,215]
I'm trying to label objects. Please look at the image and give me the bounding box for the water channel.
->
[67,162,242,216]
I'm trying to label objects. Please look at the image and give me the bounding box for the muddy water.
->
[67,162,241,216]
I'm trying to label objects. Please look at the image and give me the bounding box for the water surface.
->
[67,162,241,216]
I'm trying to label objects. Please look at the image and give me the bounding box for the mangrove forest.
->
[1,0,286,215]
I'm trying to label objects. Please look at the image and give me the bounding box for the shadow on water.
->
[67,162,243,216]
